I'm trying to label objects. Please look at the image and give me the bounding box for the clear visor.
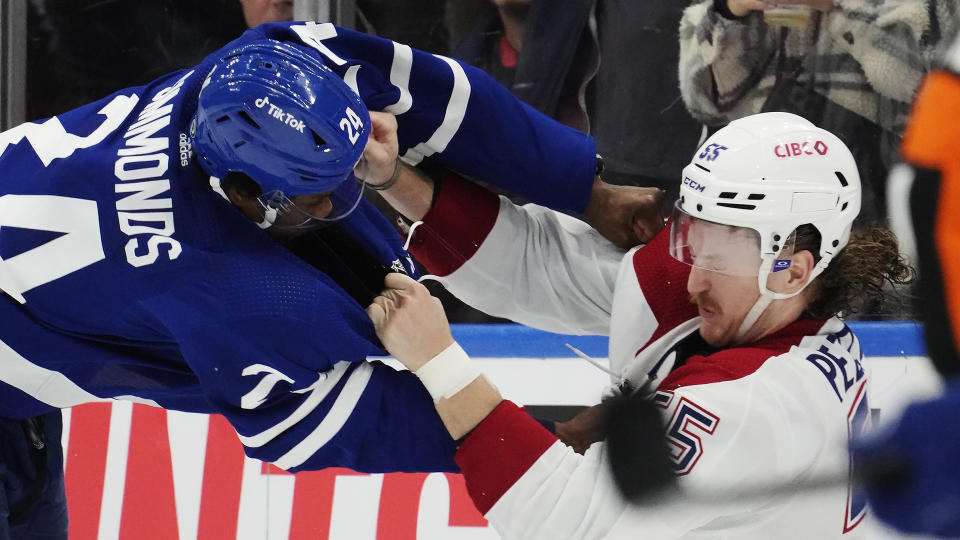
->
[256,178,365,231]
[669,202,794,277]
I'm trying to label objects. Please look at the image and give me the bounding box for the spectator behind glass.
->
[450,0,593,131]
[239,0,294,27]
[447,0,531,90]
[440,0,594,323]
[357,0,450,55]
[589,1,704,198]
[26,0,247,121]
[449,0,703,197]
[679,0,958,222]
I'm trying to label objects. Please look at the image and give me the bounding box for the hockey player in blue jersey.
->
[0,36,455,475]
[0,21,621,476]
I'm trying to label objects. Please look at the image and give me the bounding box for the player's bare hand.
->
[366,273,455,372]
[555,400,614,454]
[583,178,666,249]
[354,111,399,187]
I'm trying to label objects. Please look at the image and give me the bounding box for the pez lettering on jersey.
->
[805,326,865,400]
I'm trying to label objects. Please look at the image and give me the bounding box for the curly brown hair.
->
[793,224,917,320]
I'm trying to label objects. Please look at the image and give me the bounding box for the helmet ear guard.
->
[191,40,371,225]
[673,112,861,296]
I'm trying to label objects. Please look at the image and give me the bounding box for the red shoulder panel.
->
[406,170,501,276]
[659,319,827,390]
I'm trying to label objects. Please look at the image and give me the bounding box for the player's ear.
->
[221,181,266,223]
[223,184,250,206]
[784,249,816,293]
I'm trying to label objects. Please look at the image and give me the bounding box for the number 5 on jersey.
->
[657,393,720,476]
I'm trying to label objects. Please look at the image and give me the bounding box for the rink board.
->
[59,322,941,540]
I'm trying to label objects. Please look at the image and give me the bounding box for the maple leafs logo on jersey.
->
[390,259,407,274]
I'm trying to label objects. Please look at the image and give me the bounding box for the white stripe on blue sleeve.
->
[0,337,99,407]
[402,55,471,166]
[384,42,414,115]
[237,361,351,448]
[272,361,374,470]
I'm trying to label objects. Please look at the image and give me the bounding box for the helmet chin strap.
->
[257,206,278,229]
[733,255,823,343]
[734,290,775,343]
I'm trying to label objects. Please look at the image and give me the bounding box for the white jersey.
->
[408,174,869,539]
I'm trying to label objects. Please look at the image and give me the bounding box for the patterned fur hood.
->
[678,0,958,129]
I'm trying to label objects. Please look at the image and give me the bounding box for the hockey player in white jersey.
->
[359,111,915,539]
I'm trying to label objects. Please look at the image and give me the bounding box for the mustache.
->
[689,293,721,314]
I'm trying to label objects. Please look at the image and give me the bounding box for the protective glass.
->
[669,203,794,277]
[255,178,365,230]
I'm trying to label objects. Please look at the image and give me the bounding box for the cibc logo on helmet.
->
[673,112,861,308]
[774,140,829,158]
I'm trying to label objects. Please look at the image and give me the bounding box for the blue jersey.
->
[0,23,596,473]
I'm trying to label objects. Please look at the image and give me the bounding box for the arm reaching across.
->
[367,273,502,440]
[360,112,619,333]
[358,111,666,248]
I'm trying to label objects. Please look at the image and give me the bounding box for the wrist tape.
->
[414,341,481,402]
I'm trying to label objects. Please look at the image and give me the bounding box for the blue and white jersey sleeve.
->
[238,22,598,215]
[177,325,457,473]
[0,269,457,473]
[129,233,458,473]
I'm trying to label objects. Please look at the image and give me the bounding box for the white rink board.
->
[59,350,943,540]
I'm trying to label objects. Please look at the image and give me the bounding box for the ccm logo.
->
[683,176,707,192]
[775,140,829,158]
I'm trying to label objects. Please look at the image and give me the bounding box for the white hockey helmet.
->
[671,112,861,297]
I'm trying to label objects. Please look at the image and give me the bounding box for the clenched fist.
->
[354,111,400,187]
[367,273,455,372]
[583,179,667,249]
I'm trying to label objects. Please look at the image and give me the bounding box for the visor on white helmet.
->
[669,202,795,277]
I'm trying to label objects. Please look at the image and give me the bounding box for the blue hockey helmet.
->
[191,39,371,226]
